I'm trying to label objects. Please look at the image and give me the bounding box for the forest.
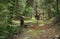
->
[0,0,60,39]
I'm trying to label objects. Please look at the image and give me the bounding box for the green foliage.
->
[0,0,60,39]
[0,24,20,39]
[23,6,34,17]
[26,0,33,7]
[0,0,20,39]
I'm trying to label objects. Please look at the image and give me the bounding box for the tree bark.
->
[56,0,59,14]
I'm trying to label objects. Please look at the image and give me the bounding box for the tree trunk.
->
[20,16,24,27]
[48,5,51,19]
[56,0,59,14]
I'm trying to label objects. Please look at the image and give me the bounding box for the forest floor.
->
[12,20,60,39]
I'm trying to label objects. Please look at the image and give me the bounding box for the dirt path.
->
[11,24,60,39]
